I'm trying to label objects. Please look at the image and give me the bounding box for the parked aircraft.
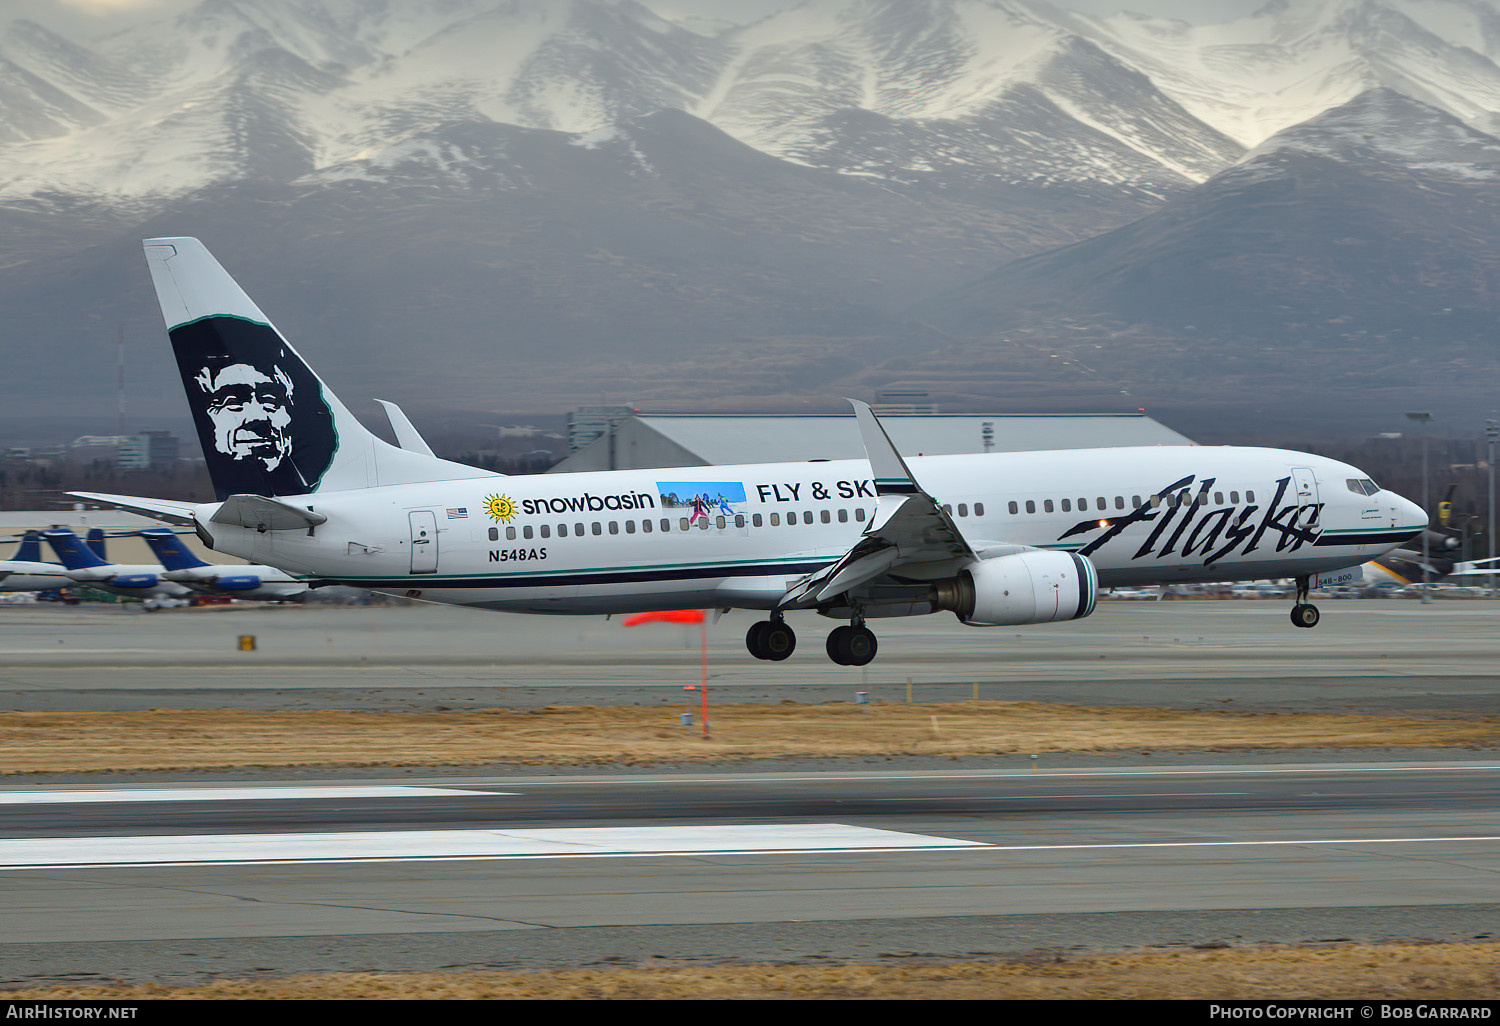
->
[136,528,308,600]
[41,528,193,605]
[0,530,74,592]
[74,238,1427,664]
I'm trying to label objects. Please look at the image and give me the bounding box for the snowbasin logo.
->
[484,494,517,523]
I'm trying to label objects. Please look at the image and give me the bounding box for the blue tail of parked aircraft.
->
[42,529,110,570]
[11,530,43,562]
[86,528,107,561]
[137,528,209,571]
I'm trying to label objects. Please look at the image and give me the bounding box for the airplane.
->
[40,528,194,606]
[72,237,1428,664]
[136,527,309,601]
[0,530,75,593]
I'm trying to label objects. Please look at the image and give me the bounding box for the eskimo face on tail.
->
[171,316,337,499]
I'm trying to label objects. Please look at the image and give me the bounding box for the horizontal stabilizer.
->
[210,494,328,532]
[68,492,199,524]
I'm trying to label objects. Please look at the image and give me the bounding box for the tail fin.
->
[138,528,208,570]
[43,529,108,570]
[142,237,494,500]
[86,527,107,561]
[11,530,42,563]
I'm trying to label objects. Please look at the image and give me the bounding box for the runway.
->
[0,598,1496,986]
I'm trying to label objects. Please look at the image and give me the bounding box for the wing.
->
[778,400,983,609]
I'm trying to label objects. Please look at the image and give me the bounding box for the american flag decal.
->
[447,508,468,519]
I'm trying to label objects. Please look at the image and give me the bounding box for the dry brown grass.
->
[0,701,1495,774]
[5,942,1497,999]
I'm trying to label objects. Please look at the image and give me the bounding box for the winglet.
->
[375,400,436,457]
[847,399,920,495]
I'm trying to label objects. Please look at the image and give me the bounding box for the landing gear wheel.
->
[1290,576,1320,629]
[746,620,770,659]
[1291,603,1320,629]
[826,624,877,666]
[749,618,796,660]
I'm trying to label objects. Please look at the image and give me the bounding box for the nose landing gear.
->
[1290,575,1320,628]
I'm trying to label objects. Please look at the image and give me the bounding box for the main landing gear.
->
[1290,575,1321,629]
[746,616,796,661]
[746,615,878,665]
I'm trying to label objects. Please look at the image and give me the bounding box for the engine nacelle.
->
[108,573,160,589]
[210,575,262,591]
[930,551,1097,626]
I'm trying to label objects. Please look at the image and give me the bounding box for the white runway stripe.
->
[0,786,509,804]
[0,824,986,869]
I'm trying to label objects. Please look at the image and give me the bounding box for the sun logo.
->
[484,494,517,522]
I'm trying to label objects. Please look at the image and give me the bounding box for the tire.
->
[844,626,877,666]
[826,625,852,665]
[1291,603,1320,629]
[763,622,796,661]
[746,620,770,660]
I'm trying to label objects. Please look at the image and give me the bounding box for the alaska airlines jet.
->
[74,238,1427,665]
[136,528,308,601]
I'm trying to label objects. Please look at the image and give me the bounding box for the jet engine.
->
[107,573,160,589]
[209,575,263,591]
[930,551,1097,626]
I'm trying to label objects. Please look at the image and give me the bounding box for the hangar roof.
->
[551,413,1194,473]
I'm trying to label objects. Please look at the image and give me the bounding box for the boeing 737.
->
[74,238,1428,664]
[137,528,309,601]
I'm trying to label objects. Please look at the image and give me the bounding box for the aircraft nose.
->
[1393,492,1428,532]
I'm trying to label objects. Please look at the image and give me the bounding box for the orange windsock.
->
[623,609,706,626]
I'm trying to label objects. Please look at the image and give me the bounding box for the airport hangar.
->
[548,411,1196,473]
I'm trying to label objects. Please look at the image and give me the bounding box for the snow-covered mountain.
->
[5,0,1500,432]
[8,0,1500,208]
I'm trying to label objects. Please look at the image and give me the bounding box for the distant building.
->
[549,412,1194,474]
[117,431,180,470]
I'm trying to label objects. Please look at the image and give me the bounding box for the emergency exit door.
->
[409,511,438,574]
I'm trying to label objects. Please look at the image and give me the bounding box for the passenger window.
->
[854,508,866,521]
[1230,491,1239,504]
[590,523,600,536]
[770,513,780,526]
[1044,499,1054,512]
[735,515,746,527]
[523,526,534,540]
[1076,498,1086,511]
[577,523,586,536]
[1246,490,1255,503]
[642,519,652,533]
[1008,501,1018,514]
[715,515,725,529]
[974,502,984,516]
[1115,496,1125,510]
[488,527,499,541]
[557,524,568,537]
[660,519,670,532]
[625,520,635,534]
[837,509,848,523]
[608,522,618,535]
[1215,492,1224,505]
[1025,500,1036,514]
[1132,496,1142,507]
[820,510,830,523]
[803,511,814,524]
[680,518,690,531]
[1096,497,1106,509]
[957,504,968,517]
[753,514,763,527]
[1061,499,1071,512]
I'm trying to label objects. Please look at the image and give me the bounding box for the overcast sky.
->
[3,0,1269,37]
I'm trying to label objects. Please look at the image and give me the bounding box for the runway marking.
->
[0,786,512,805]
[0,824,986,870]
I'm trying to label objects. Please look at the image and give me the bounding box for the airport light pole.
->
[1488,418,1497,598]
[1407,412,1433,604]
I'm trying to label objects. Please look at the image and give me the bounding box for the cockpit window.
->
[1346,478,1380,496]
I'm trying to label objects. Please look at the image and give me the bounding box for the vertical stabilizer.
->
[138,528,209,571]
[43,530,108,570]
[141,238,494,500]
[11,531,42,563]
[86,527,107,561]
